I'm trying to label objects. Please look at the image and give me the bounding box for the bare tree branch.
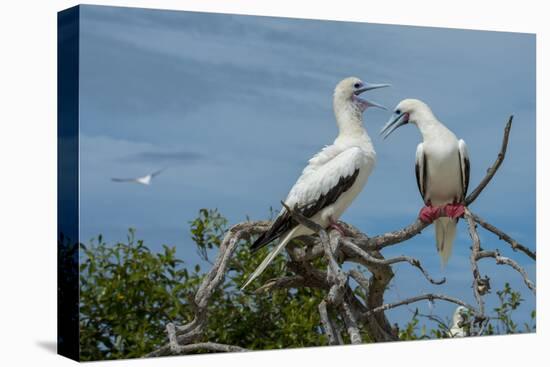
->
[477,250,536,293]
[363,294,477,318]
[340,300,362,344]
[341,238,445,285]
[344,219,429,252]
[318,300,342,345]
[281,201,348,305]
[254,275,325,293]
[471,211,536,260]
[465,116,513,205]
[147,342,248,357]
[464,208,487,316]
[148,221,269,356]
[348,269,370,293]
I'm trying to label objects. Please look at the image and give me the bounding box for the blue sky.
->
[77,5,536,329]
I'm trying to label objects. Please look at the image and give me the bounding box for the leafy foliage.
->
[188,209,327,349]
[79,209,535,360]
[485,282,536,335]
[58,234,79,359]
[79,209,326,360]
[79,230,196,360]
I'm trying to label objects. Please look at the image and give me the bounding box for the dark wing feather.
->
[249,210,293,252]
[458,140,470,200]
[414,160,423,200]
[250,169,360,252]
[462,156,470,198]
[302,168,360,218]
[415,144,428,203]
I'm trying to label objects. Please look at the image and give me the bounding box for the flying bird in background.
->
[111,168,166,186]
[242,77,390,290]
[380,99,470,265]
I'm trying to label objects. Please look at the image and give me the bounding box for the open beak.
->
[380,112,409,139]
[354,82,391,95]
[363,100,388,110]
[354,82,390,111]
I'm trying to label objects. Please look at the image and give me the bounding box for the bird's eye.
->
[353,82,362,89]
[395,109,401,114]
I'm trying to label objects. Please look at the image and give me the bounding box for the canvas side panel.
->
[57,5,80,362]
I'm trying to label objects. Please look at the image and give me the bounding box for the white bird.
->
[448,306,469,337]
[380,99,470,266]
[242,77,389,290]
[111,168,166,186]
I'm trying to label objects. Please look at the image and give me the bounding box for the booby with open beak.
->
[380,99,470,265]
[242,77,389,290]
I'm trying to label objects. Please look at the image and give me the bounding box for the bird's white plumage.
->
[111,168,165,186]
[285,145,374,225]
[448,306,469,337]
[388,99,469,265]
[242,77,381,290]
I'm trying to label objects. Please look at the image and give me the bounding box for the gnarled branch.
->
[465,115,513,205]
[362,293,477,318]
[341,237,445,285]
[318,300,343,345]
[476,250,536,293]
[471,211,536,260]
[148,115,535,356]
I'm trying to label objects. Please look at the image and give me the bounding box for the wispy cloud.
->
[120,150,205,164]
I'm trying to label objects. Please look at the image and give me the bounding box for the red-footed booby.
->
[242,77,389,290]
[380,99,470,265]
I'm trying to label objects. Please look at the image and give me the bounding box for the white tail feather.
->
[241,226,300,290]
[434,217,457,267]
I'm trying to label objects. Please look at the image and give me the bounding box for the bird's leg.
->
[443,200,466,219]
[418,201,443,224]
[328,217,347,236]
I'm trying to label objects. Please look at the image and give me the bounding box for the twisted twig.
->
[341,238,445,285]
[476,250,536,293]
[363,293,477,318]
[471,212,536,260]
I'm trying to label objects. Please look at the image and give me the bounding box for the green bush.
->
[79,209,326,360]
[79,209,535,360]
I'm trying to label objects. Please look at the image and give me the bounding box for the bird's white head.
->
[380,98,436,139]
[451,306,469,326]
[333,77,390,133]
[334,77,389,113]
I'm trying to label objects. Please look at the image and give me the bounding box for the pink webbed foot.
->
[328,221,347,236]
[444,203,465,219]
[418,205,443,224]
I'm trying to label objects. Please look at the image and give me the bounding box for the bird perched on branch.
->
[448,306,469,337]
[241,77,389,290]
[380,99,470,265]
